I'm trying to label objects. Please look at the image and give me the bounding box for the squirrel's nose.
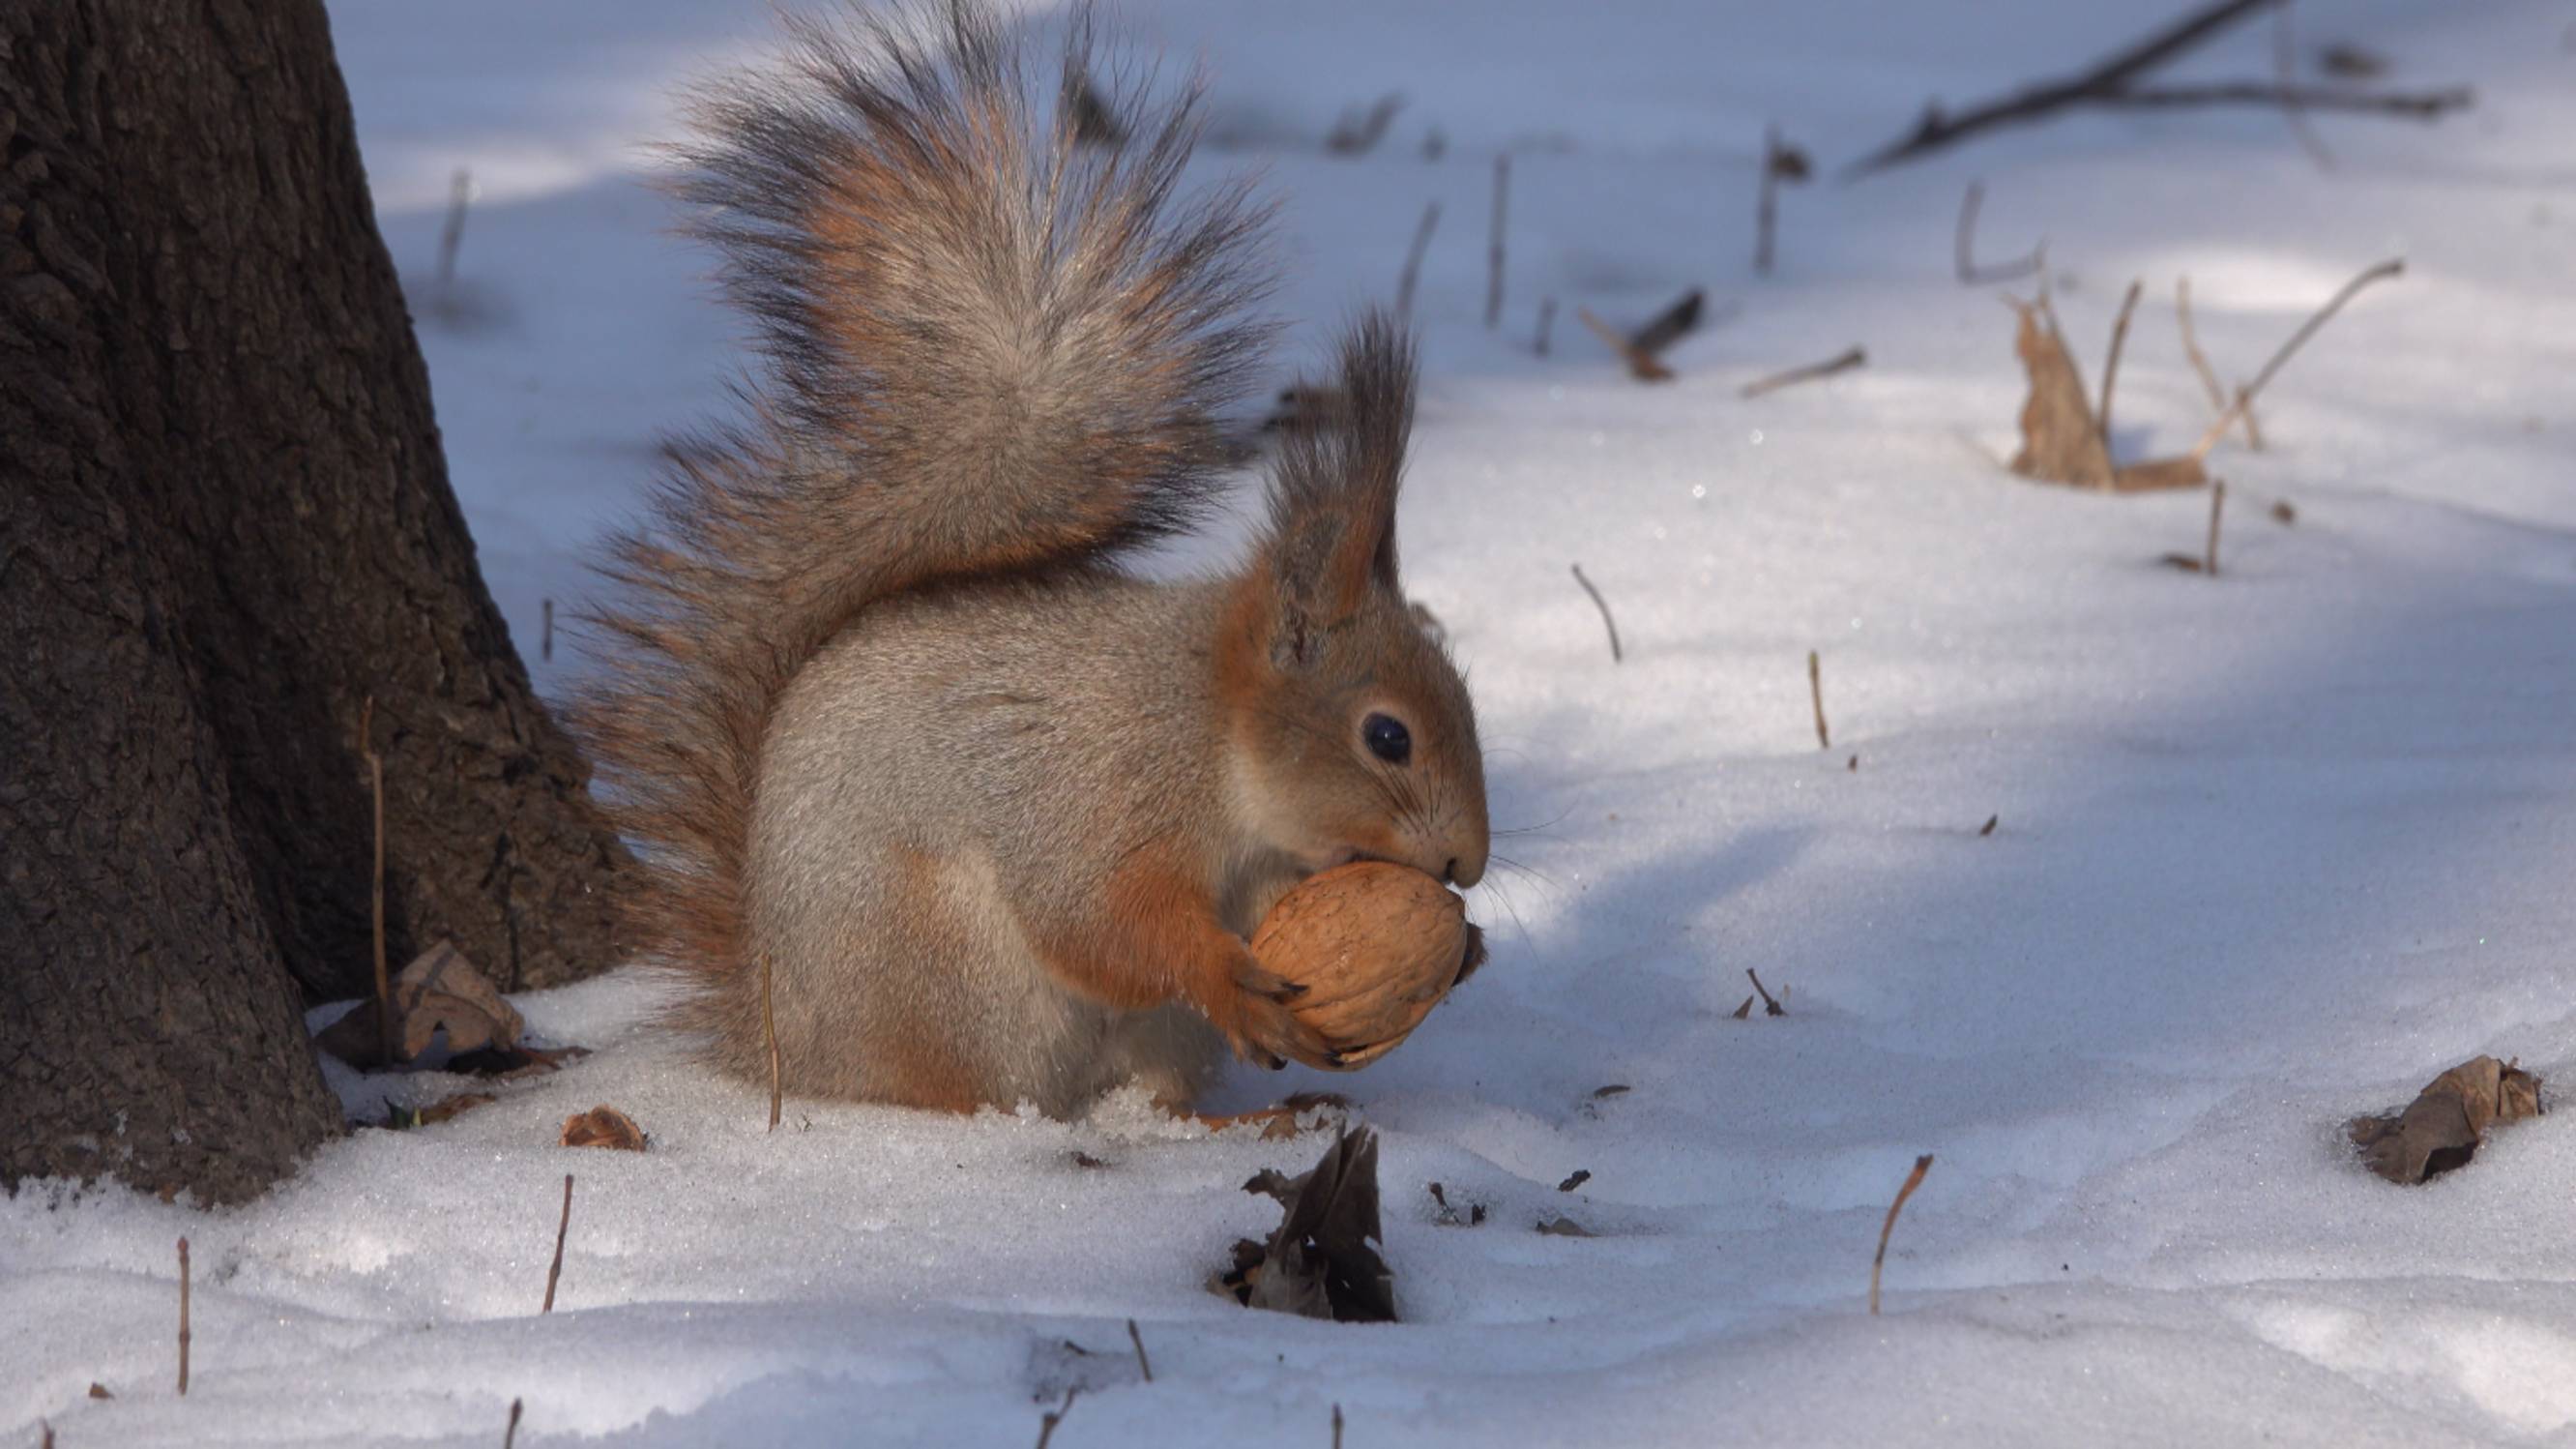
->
[1445,851,1485,890]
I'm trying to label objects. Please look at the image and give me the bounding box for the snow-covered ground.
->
[10,1,2576,1443]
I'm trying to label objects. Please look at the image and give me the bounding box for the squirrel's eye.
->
[1361,713,1412,765]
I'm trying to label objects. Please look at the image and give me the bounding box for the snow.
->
[11,0,2576,1443]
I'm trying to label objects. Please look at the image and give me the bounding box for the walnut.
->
[1250,862,1484,1070]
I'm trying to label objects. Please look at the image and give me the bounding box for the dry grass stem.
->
[177,1236,190,1396]
[1570,564,1623,663]
[2096,279,2144,467]
[1035,1388,1078,1448]
[1746,968,1784,1017]
[542,1174,572,1313]
[1955,181,2043,284]
[1807,650,1830,750]
[1395,201,1442,324]
[1869,1154,1935,1315]
[1486,155,1510,328]
[1741,345,1865,399]
[505,1399,524,1449]
[1534,296,1557,357]
[1127,1317,1153,1382]
[2190,257,2403,460]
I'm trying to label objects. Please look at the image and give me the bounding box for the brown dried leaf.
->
[414,1092,495,1126]
[1219,1126,1394,1322]
[2006,299,2113,488]
[2347,1055,2544,1183]
[314,941,525,1069]
[560,1105,648,1152]
[1537,1214,1596,1237]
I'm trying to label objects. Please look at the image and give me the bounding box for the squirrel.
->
[573,1,1489,1119]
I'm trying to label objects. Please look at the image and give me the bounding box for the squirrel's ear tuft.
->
[1260,310,1418,669]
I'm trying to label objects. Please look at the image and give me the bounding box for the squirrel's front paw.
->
[1213,956,1347,1072]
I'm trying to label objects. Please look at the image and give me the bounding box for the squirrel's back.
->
[572,1,1273,1011]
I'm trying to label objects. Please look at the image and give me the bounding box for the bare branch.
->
[1848,0,2289,175]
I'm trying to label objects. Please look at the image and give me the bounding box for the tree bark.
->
[2,0,630,1203]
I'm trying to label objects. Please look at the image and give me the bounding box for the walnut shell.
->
[1249,861,1484,1071]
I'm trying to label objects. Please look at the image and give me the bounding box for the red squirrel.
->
[574,2,1489,1117]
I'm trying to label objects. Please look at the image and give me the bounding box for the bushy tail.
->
[573,1,1273,977]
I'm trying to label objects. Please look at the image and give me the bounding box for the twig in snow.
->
[1327,94,1406,156]
[1955,181,2043,285]
[1127,1318,1153,1383]
[1394,201,1442,324]
[1807,650,1830,750]
[1035,1388,1078,1449]
[437,169,472,292]
[2097,280,2144,464]
[1753,128,1810,276]
[504,1399,524,1449]
[1741,346,1866,399]
[1754,125,1782,274]
[1579,290,1711,381]
[2188,257,2403,461]
[1869,1155,1935,1315]
[362,697,393,1068]
[2274,1,2335,168]
[2161,479,2230,574]
[177,1236,190,1396]
[1846,0,2290,175]
[1485,155,1510,329]
[1978,813,2000,837]
[2209,478,2228,574]
[2176,278,2232,414]
[763,954,782,1132]
[1534,296,1557,357]
[1569,565,1623,663]
[542,1174,571,1313]
[2179,279,2264,449]
[541,599,554,663]
[1332,1405,1346,1449]
[1746,968,1784,1017]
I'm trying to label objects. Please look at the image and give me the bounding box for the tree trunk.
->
[2,0,630,1204]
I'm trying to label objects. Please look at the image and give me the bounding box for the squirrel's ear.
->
[1261,311,1417,670]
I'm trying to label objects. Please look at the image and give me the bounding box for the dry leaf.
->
[1557,1169,1592,1193]
[314,941,525,1069]
[1537,1215,1596,1237]
[560,1105,648,1152]
[1219,1127,1395,1322]
[2006,298,2112,488]
[2347,1055,2544,1183]
[85,1384,110,1401]
[413,1092,495,1126]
